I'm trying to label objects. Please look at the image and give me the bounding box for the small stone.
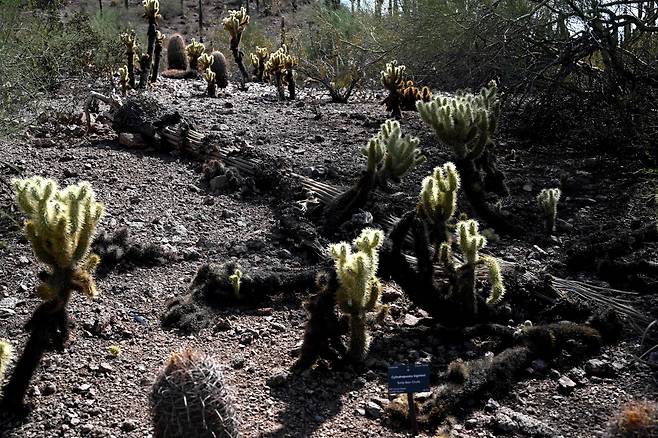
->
[120,419,138,432]
[99,362,114,373]
[42,382,57,396]
[266,370,290,388]
[118,133,146,149]
[255,307,273,316]
[558,376,577,394]
[585,358,611,377]
[485,398,500,412]
[403,314,420,327]
[213,318,232,332]
[231,355,246,369]
[568,367,587,385]
[365,401,383,418]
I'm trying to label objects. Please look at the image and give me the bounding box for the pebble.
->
[365,401,383,419]
[120,419,138,432]
[266,370,290,387]
[558,375,577,394]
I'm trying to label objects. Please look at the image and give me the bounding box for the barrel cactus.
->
[151,348,240,438]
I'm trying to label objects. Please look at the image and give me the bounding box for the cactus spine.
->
[417,162,460,243]
[151,348,241,438]
[381,60,405,119]
[537,188,561,234]
[329,228,384,362]
[186,39,205,71]
[223,7,250,87]
[1,177,104,411]
[249,46,269,82]
[120,30,137,89]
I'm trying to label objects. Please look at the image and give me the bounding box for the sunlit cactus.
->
[203,68,216,97]
[457,219,486,266]
[143,0,161,20]
[381,60,406,119]
[186,39,205,70]
[223,7,251,86]
[367,119,426,184]
[120,30,137,89]
[149,30,165,83]
[0,340,12,383]
[2,177,104,410]
[537,188,561,234]
[228,267,242,298]
[197,53,214,72]
[264,45,297,100]
[417,162,460,242]
[417,81,500,161]
[139,0,161,88]
[329,228,384,362]
[151,348,240,438]
[249,46,269,82]
[118,65,129,95]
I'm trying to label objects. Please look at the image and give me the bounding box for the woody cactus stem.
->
[223,7,251,87]
[537,188,561,234]
[1,177,104,412]
[150,31,165,83]
[381,60,405,119]
[249,47,269,82]
[329,228,385,362]
[121,31,137,89]
[118,66,129,95]
[139,0,161,88]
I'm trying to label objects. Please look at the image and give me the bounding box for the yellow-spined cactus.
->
[249,46,269,82]
[417,163,460,242]
[264,45,297,100]
[0,340,12,383]
[120,30,138,89]
[143,0,160,20]
[537,188,561,234]
[118,65,129,95]
[223,7,250,85]
[381,60,406,118]
[186,39,206,70]
[329,228,384,362]
[204,68,217,97]
[417,81,500,160]
[228,267,242,298]
[13,177,104,299]
[365,119,426,184]
[198,53,214,73]
[2,177,105,410]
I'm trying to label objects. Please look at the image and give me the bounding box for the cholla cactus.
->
[203,68,216,97]
[197,53,214,72]
[249,46,269,82]
[537,188,561,234]
[149,31,166,83]
[381,60,406,118]
[0,340,12,383]
[228,267,242,298]
[2,177,104,409]
[139,0,161,88]
[364,119,426,185]
[440,219,505,319]
[118,65,129,95]
[120,30,137,89]
[186,39,205,70]
[417,81,500,161]
[264,46,297,100]
[223,7,251,85]
[143,0,161,20]
[151,348,240,438]
[417,163,460,242]
[329,228,384,362]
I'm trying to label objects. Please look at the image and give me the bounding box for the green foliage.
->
[12,176,104,300]
[329,228,384,362]
[417,162,460,226]
[151,349,240,438]
[0,340,12,383]
[417,81,500,160]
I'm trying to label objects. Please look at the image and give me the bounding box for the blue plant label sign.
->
[388,363,430,394]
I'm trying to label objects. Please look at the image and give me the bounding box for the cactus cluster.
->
[329,228,385,362]
[120,30,138,89]
[2,177,104,409]
[264,45,298,100]
[417,80,500,160]
[139,0,162,87]
[381,60,406,119]
[400,80,432,111]
[186,39,206,70]
[223,7,251,86]
[249,46,269,82]
[537,188,561,234]
[151,348,240,438]
[417,162,460,242]
[362,119,426,184]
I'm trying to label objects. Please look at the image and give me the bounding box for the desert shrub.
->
[0,2,122,135]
